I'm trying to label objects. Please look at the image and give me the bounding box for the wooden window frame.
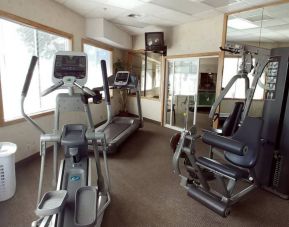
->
[0,10,73,126]
[81,38,114,98]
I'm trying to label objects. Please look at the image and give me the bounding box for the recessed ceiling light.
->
[228,18,258,30]
[128,13,142,18]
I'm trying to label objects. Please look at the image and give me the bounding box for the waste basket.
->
[0,142,17,201]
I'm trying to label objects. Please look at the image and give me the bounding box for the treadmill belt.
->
[104,123,131,142]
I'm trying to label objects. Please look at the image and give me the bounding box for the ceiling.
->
[227,2,289,43]
[54,0,282,35]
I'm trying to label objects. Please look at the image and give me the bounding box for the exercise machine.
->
[172,44,289,216]
[96,61,143,154]
[21,52,110,227]
[210,42,270,129]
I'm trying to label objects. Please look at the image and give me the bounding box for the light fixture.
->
[228,18,258,30]
[128,13,142,18]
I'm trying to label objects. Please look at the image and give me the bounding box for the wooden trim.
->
[0,9,73,41]
[160,56,167,127]
[1,111,54,127]
[81,38,114,52]
[81,38,114,72]
[226,0,289,15]
[165,52,220,60]
[0,79,4,125]
[213,14,228,129]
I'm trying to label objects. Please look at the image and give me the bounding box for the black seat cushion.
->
[196,157,249,180]
[225,117,263,168]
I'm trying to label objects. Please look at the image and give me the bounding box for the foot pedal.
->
[35,190,68,217]
[75,186,98,226]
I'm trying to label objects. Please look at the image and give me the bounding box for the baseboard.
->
[16,146,53,168]
[143,117,161,125]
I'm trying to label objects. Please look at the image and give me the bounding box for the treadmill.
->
[96,60,143,154]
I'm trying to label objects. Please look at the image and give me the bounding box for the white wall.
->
[0,0,122,162]
[86,18,132,49]
[130,15,224,123]
[127,97,161,122]
[132,15,224,55]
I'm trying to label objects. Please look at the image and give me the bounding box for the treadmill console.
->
[53,51,88,86]
[114,71,129,86]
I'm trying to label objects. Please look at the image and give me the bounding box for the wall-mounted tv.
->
[145,32,165,52]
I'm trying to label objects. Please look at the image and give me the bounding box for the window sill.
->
[1,110,54,127]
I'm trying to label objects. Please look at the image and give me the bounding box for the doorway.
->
[163,55,219,131]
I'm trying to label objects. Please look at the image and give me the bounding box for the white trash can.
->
[0,142,17,201]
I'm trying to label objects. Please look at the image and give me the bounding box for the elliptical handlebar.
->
[22,56,38,97]
[21,56,45,134]
[100,60,111,105]
[41,81,64,97]
[220,46,240,54]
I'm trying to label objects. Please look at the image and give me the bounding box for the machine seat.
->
[196,157,249,180]
[225,117,263,168]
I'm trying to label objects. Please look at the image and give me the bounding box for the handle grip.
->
[22,56,38,97]
[82,87,96,96]
[41,81,64,97]
[100,60,111,104]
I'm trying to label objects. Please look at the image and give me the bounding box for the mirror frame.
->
[215,0,289,127]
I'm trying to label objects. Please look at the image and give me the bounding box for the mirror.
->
[221,2,289,117]
[127,51,161,99]
[227,2,289,48]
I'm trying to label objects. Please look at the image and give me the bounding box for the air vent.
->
[202,0,238,8]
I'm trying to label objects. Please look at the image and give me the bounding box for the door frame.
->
[161,52,221,128]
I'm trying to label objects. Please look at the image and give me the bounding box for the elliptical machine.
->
[21,51,110,227]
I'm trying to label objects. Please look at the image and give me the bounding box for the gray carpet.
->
[0,121,289,227]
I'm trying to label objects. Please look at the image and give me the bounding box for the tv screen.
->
[145,32,164,51]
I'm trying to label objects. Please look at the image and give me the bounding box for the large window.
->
[82,40,112,90]
[222,57,264,100]
[0,17,71,123]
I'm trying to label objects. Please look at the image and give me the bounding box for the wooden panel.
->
[213,14,228,129]
[2,111,54,127]
[160,56,166,126]
[81,38,114,52]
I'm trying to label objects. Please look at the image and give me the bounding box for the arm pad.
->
[202,132,247,156]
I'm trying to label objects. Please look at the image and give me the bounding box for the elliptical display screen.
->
[54,55,86,79]
[114,71,129,86]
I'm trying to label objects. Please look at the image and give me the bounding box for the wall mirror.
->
[164,55,219,131]
[221,2,289,116]
[128,51,162,100]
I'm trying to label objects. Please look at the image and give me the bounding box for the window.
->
[82,40,112,90]
[0,17,71,123]
[222,57,264,99]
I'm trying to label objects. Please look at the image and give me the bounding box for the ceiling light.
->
[228,18,258,30]
[128,14,142,18]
